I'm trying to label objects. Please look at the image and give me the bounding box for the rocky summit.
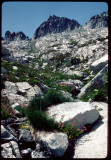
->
[1,11,108,158]
[84,11,108,29]
[4,31,29,41]
[33,15,81,39]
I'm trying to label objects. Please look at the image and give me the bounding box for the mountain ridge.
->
[3,10,108,40]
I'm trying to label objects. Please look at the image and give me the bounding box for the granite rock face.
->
[33,15,81,39]
[84,11,108,29]
[73,102,108,158]
[77,64,108,99]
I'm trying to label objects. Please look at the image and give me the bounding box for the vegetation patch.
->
[26,89,72,130]
[58,115,87,140]
[78,40,96,48]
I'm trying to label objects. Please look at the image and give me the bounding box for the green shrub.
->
[28,89,72,112]
[26,89,73,130]
[44,89,71,106]
[28,110,58,131]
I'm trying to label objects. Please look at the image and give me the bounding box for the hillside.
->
[1,11,108,158]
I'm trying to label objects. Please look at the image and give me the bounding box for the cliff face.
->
[33,15,81,39]
[84,11,108,29]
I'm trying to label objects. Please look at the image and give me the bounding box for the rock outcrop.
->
[5,31,29,41]
[84,11,108,29]
[33,15,81,39]
[1,81,43,106]
[90,54,108,73]
[77,64,108,99]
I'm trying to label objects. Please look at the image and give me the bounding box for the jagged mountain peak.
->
[4,30,29,41]
[33,15,81,39]
[84,11,108,29]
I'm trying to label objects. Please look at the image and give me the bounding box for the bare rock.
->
[34,131,69,157]
[73,102,108,158]
[90,54,108,73]
[46,102,99,128]
[1,125,17,142]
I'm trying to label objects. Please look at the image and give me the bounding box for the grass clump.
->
[28,110,58,131]
[26,89,72,130]
[28,89,72,112]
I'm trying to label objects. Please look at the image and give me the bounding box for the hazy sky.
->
[2,1,108,38]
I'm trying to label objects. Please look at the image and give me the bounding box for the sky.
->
[2,1,108,38]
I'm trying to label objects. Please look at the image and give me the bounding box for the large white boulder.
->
[77,64,108,99]
[34,131,69,157]
[90,54,108,73]
[73,102,108,158]
[46,102,99,128]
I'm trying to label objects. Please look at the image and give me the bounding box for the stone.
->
[19,129,34,143]
[65,70,85,78]
[10,141,22,158]
[90,54,108,73]
[31,150,46,158]
[13,66,18,70]
[35,131,69,157]
[1,91,29,105]
[4,81,18,94]
[1,125,17,142]
[46,102,99,128]
[2,46,11,56]
[70,79,83,88]
[77,64,108,99]
[16,82,32,90]
[1,67,7,73]
[1,142,16,158]
[21,148,32,158]
[26,85,43,100]
[73,102,108,158]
